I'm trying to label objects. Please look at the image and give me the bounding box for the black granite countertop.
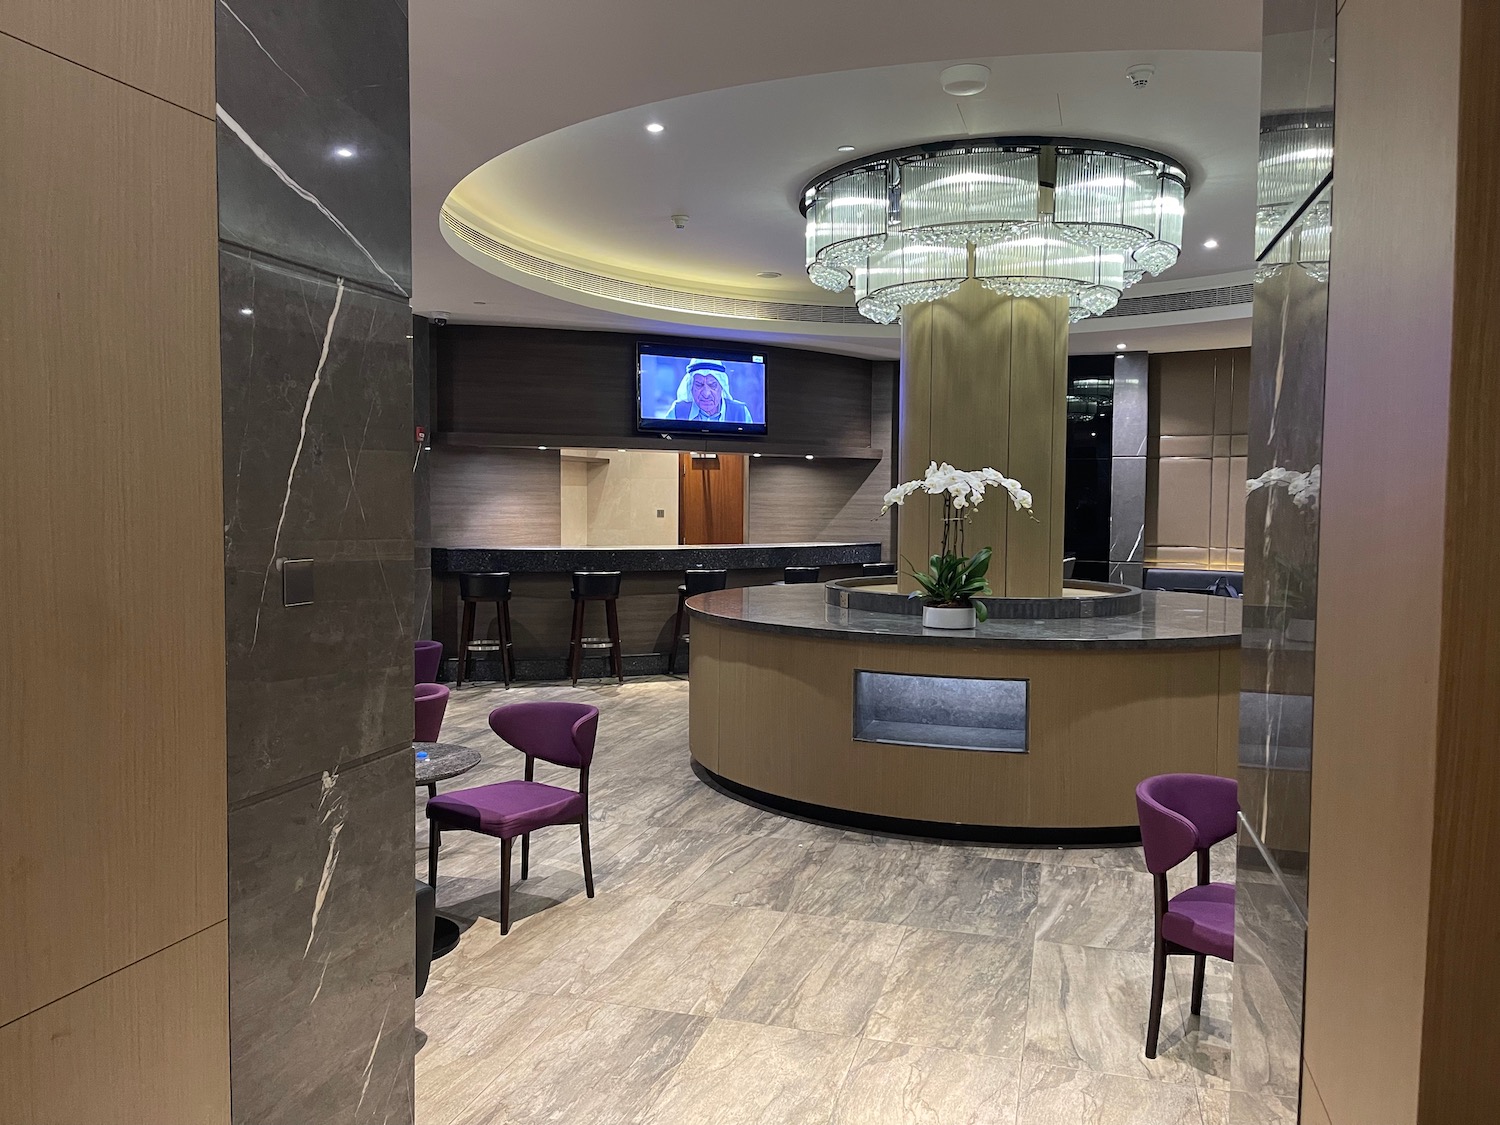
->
[687,583,1242,650]
[433,543,882,575]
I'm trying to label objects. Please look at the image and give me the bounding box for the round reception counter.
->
[685,583,1242,842]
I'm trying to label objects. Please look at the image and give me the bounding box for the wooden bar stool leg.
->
[569,598,584,686]
[500,837,513,935]
[500,599,515,686]
[606,597,623,684]
[457,599,475,687]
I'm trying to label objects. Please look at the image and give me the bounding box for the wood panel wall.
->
[430,447,563,546]
[1145,348,1250,569]
[0,7,229,1122]
[746,458,891,556]
[1302,0,1459,1120]
[435,325,881,456]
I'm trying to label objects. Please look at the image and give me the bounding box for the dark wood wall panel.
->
[435,325,880,456]
[746,459,892,557]
[431,448,562,546]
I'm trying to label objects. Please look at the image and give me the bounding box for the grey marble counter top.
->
[688,583,1241,650]
[434,542,881,575]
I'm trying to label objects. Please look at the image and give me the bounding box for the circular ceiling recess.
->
[440,50,1259,337]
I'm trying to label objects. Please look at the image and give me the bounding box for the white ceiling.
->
[410,1,1262,358]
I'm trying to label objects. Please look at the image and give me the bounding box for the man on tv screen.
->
[669,358,754,424]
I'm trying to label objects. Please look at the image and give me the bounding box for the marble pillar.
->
[414,316,434,641]
[1108,352,1148,588]
[1231,0,1336,1118]
[216,1,416,1122]
[899,281,1068,597]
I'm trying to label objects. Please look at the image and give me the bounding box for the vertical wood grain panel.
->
[1416,0,1500,1118]
[0,924,230,1125]
[0,0,213,116]
[0,33,225,1028]
[1303,0,1461,1118]
[679,453,746,544]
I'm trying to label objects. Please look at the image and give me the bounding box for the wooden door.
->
[679,453,745,544]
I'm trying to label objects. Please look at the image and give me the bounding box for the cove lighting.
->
[645,122,665,134]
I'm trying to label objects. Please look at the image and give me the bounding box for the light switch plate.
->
[281,558,314,606]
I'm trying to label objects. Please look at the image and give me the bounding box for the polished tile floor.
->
[414,677,1283,1125]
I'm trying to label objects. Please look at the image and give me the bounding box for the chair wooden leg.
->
[427,820,440,888]
[457,600,475,687]
[569,599,584,686]
[606,598,623,683]
[666,595,685,674]
[1145,937,1167,1058]
[1191,953,1206,1016]
[580,818,595,898]
[500,599,515,686]
[500,836,513,935]
[520,832,530,880]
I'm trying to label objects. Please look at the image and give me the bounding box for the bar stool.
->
[784,566,821,584]
[457,572,515,688]
[569,571,623,686]
[667,568,728,674]
[862,562,897,577]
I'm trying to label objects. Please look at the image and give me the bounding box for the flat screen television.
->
[636,342,768,436]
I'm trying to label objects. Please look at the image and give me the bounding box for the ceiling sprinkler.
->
[1126,65,1155,89]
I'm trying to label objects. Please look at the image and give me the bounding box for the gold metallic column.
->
[898,279,1068,597]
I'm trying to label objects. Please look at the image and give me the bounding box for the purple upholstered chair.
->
[425,701,600,934]
[1136,773,1238,1059]
[414,683,450,743]
[415,640,443,685]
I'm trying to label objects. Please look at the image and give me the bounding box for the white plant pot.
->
[922,604,977,630]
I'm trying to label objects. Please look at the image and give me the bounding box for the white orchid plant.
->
[1246,464,1320,511]
[880,462,1034,621]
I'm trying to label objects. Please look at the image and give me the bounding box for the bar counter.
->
[686,583,1241,842]
[430,542,882,680]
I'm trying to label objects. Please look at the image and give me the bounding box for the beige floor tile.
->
[1017,1061,1204,1125]
[595,825,739,900]
[679,834,834,910]
[582,902,784,1016]
[1033,865,1156,953]
[719,914,906,1036]
[638,1019,859,1125]
[415,988,566,1124]
[446,997,706,1125]
[1225,1090,1298,1124]
[831,1040,1021,1125]
[428,894,672,998]
[1024,942,1209,1088]
[863,928,1032,1058]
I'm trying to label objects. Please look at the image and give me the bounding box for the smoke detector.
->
[940,63,990,97]
[670,213,689,230]
[1126,65,1155,89]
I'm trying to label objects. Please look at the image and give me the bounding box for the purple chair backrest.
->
[415,640,443,684]
[415,683,450,742]
[489,701,599,769]
[1135,773,1239,875]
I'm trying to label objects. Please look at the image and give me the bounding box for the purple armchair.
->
[425,701,600,934]
[415,640,443,685]
[415,683,450,743]
[1135,773,1238,1059]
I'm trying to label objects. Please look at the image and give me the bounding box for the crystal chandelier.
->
[1255,112,1333,257]
[802,138,1188,324]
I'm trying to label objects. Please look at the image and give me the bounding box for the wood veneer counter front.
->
[687,585,1240,833]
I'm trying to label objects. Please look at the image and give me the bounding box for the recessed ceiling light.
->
[537,445,547,451]
[1116,342,1128,350]
[333,146,356,159]
[617,448,628,453]
[1203,238,1219,249]
[752,453,762,457]
[645,122,665,134]
[239,307,253,316]
[805,454,815,460]
[837,145,856,153]
[757,271,782,279]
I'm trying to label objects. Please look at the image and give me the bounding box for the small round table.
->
[415,742,481,959]
[414,741,481,798]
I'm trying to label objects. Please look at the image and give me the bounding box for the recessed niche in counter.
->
[853,671,1028,753]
